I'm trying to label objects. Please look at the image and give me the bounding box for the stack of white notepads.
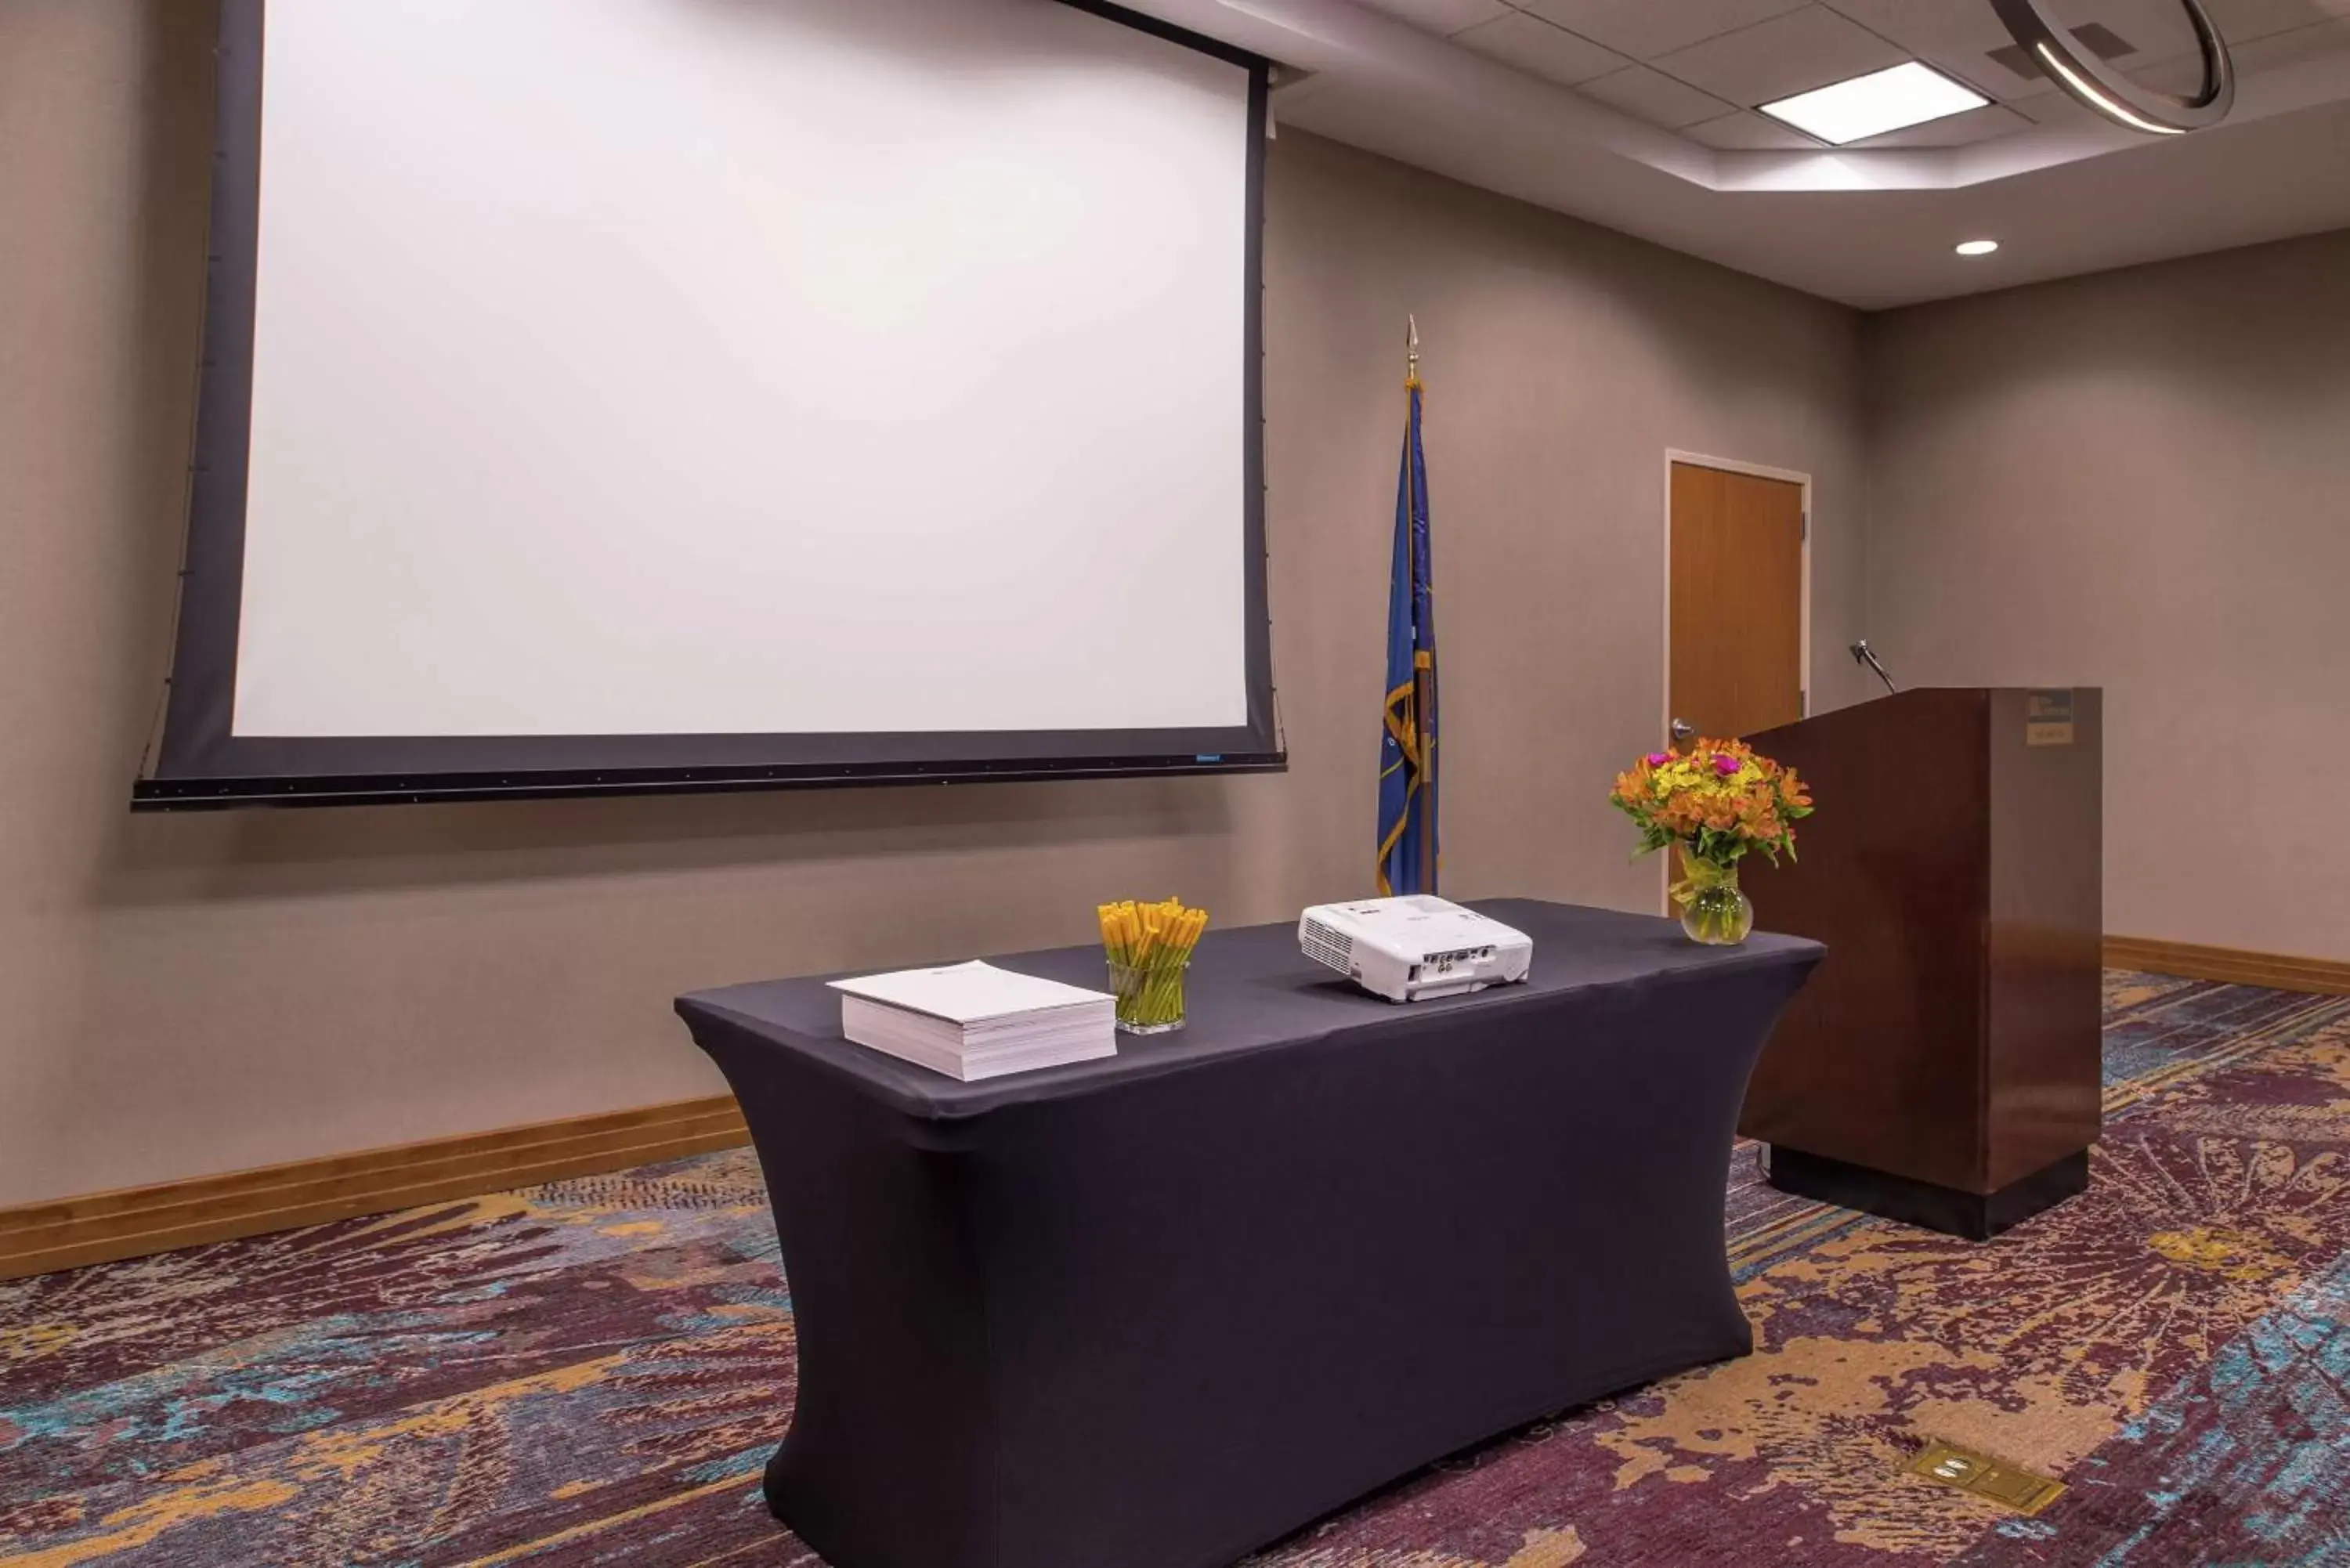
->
[829,961,1118,1081]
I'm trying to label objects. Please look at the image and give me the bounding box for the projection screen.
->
[137,0,1276,808]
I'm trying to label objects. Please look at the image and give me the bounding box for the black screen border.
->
[137,0,1279,811]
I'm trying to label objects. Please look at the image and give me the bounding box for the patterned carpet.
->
[4,973,2348,1567]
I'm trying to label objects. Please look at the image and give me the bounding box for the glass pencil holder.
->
[1107,957,1190,1035]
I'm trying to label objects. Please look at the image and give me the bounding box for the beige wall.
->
[0,2,1868,1208]
[1864,229,2350,962]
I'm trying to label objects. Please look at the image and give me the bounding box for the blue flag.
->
[1376,375,1437,896]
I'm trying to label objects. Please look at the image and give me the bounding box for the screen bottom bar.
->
[130,753,1288,811]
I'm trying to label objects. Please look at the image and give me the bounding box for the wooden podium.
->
[1741,688,2102,1238]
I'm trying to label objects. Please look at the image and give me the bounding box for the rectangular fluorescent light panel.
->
[1759,61,1990,146]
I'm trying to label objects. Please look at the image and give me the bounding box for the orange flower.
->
[1608,736,1815,871]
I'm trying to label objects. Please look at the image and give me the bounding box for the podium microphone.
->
[1849,639,1898,695]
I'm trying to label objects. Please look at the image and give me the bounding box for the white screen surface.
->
[234,0,1252,739]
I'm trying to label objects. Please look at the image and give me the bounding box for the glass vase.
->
[1674,847,1755,947]
[1108,958,1189,1035]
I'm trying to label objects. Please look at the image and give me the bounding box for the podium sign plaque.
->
[2025,689,2076,746]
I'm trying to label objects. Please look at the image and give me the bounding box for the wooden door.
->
[1668,461,1805,746]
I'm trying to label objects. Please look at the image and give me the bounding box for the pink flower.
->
[1646,752,1672,767]
[1712,753,1741,778]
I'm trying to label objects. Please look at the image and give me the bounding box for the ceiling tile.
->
[1680,109,1822,147]
[2124,13,2350,85]
[2225,13,2350,63]
[2076,0,2202,57]
[1574,63,1737,127]
[2204,0,2350,42]
[1821,0,2012,56]
[1516,0,1810,62]
[1451,11,1629,85]
[2126,52,2216,92]
[1350,0,1513,38]
[2012,89,2105,127]
[1651,5,1910,105]
[1840,100,2035,146]
[1955,45,2062,100]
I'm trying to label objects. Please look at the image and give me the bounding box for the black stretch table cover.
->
[677,900,1821,1568]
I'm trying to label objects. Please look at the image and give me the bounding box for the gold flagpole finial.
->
[1405,314,1422,391]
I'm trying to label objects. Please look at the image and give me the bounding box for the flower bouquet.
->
[1610,739,1813,945]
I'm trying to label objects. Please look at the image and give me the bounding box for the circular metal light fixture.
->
[1990,0,2235,135]
[1955,239,2001,255]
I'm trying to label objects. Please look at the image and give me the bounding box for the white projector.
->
[1298,896,1533,1003]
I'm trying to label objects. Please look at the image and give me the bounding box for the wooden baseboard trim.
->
[10,935,2342,1281]
[2105,936,2350,997]
[0,1096,748,1281]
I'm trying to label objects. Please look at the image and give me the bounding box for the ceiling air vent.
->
[1987,23,2135,82]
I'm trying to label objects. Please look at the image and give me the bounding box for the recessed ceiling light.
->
[1954,239,2000,256]
[1759,61,1991,146]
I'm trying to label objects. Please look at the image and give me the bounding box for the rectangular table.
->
[677,898,1821,1568]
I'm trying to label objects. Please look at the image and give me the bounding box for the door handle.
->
[1670,717,1696,746]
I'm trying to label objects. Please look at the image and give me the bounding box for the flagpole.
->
[1407,317,1436,896]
